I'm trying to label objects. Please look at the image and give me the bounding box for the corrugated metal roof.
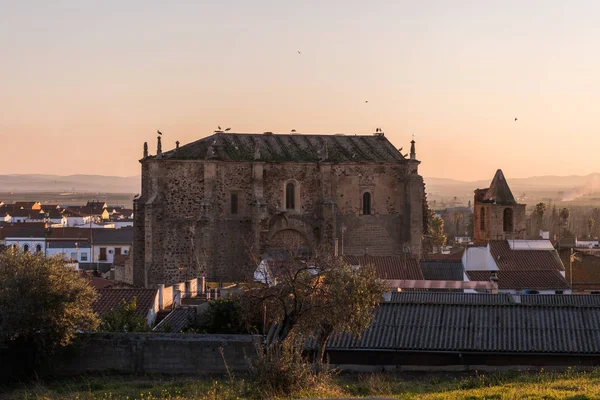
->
[343,255,423,280]
[153,307,196,333]
[420,260,464,281]
[325,302,600,354]
[389,292,513,305]
[519,294,600,306]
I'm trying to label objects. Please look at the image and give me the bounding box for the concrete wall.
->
[7,333,259,378]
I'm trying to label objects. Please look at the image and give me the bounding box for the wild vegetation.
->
[3,368,600,399]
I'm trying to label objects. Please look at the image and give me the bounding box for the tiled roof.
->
[424,249,465,261]
[92,228,133,244]
[389,292,513,305]
[420,260,464,281]
[489,240,565,271]
[343,255,424,280]
[466,270,569,290]
[93,288,156,318]
[156,132,408,163]
[560,252,600,291]
[477,169,517,205]
[153,307,196,333]
[323,302,600,354]
[47,228,91,240]
[0,225,48,239]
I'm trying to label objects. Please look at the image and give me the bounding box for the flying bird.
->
[297,50,301,54]
[514,118,518,121]
[225,127,231,131]
[365,100,369,103]
[157,130,162,135]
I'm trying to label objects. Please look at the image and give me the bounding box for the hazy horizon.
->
[2,1,600,180]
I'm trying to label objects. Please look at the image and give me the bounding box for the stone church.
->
[132,131,427,286]
[473,169,526,244]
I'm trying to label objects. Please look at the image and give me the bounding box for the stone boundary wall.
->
[51,333,260,376]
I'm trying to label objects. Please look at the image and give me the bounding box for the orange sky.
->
[1,1,599,180]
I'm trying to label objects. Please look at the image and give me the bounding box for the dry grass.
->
[2,368,600,399]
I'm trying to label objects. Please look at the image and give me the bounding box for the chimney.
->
[490,271,499,294]
[143,142,148,158]
[410,139,416,160]
[156,136,162,157]
[175,141,180,151]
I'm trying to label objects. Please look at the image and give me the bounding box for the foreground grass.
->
[3,368,600,399]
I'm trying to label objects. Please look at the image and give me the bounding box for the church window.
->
[230,193,239,215]
[362,192,372,215]
[480,207,485,231]
[23,244,29,252]
[503,208,513,232]
[285,182,295,210]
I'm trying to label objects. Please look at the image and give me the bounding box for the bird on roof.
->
[291,129,296,133]
[217,125,221,130]
[225,127,231,131]
[133,194,140,199]
[157,130,162,135]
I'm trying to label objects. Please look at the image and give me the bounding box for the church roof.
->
[155,132,408,163]
[479,169,517,205]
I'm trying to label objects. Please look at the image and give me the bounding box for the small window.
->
[231,193,239,215]
[286,182,295,210]
[503,208,513,233]
[480,207,486,231]
[81,252,88,261]
[362,192,371,215]
[23,244,29,252]
[36,244,42,254]
[70,252,77,261]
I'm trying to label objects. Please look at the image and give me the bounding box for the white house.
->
[46,240,91,263]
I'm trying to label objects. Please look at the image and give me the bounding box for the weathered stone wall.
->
[135,157,425,285]
[38,333,259,377]
[474,203,527,243]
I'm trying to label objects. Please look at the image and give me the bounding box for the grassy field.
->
[2,369,600,400]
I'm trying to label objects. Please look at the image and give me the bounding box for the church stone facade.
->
[132,132,426,287]
[473,169,526,244]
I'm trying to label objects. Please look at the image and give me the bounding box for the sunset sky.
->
[2,1,599,180]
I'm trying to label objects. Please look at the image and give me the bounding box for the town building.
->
[133,131,427,286]
[473,169,526,243]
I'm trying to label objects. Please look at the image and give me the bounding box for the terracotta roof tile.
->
[343,255,423,280]
[489,240,565,271]
[466,270,569,290]
[93,288,156,318]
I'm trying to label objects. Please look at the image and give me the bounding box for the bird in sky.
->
[225,127,231,131]
[514,118,518,121]
[157,130,162,135]
[291,129,297,133]
[365,100,369,103]
[297,50,301,54]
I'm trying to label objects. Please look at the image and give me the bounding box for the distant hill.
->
[0,174,140,193]
[425,173,600,199]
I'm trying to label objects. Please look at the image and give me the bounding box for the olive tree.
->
[0,250,99,374]
[244,247,387,363]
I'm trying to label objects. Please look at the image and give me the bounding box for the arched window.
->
[285,182,295,210]
[503,208,514,232]
[23,244,29,253]
[480,207,485,231]
[36,244,42,254]
[362,192,371,215]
